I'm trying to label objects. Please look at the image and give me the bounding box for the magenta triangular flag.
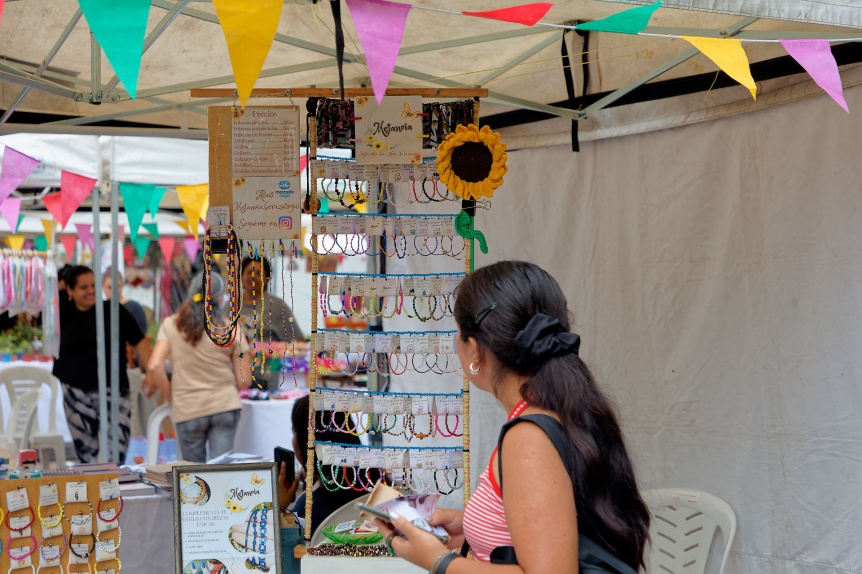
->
[76,223,95,252]
[780,40,848,112]
[345,0,411,104]
[42,192,63,225]
[462,2,552,26]
[60,171,97,229]
[158,236,176,262]
[0,197,21,232]
[59,235,77,258]
[183,236,199,261]
[0,147,39,203]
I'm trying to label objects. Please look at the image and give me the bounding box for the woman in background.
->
[54,265,151,463]
[148,273,251,463]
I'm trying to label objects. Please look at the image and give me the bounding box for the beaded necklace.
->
[203,225,241,347]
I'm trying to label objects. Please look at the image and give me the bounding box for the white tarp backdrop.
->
[474,83,862,574]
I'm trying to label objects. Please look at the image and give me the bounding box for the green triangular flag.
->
[120,182,154,243]
[34,235,48,252]
[142,222,160,240]
[576,1,662,34]
[14,214,24,234]
[77,0,151,98]
[134,236,150,260]
[148,186,167,217]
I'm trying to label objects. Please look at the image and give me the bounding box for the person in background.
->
[147,273,251,463]
[54,265,151,463]
[277,395,379,534]
[102,267,148,335]
[375,261,650,574]
[239,256,304,391]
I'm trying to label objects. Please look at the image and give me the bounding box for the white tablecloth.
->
[234,398,300,459]
[301,555,424,573]
[0,360,73,443]
[122,492,176,572]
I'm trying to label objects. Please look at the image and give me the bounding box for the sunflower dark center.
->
[450,141,493,183]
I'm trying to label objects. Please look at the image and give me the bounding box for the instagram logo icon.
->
[278,216,293,230]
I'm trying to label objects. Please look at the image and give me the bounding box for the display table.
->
[123,492,176,572]
[234,397,301,459]
[301,554,425,573]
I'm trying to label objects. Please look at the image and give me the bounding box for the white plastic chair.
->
[146,403,181,466]
[310,493,370,546]
[128,368,158,438]
[642,488,737,574]
[0,367,62,461]
[2,389,41,451]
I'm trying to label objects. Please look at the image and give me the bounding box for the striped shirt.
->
[463,451,510,562]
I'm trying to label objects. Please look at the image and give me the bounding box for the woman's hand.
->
[374,517,449,570]
[427,508,466,550]
[277,461,300,510]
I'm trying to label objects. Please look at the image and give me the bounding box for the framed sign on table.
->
[173,463,282,574]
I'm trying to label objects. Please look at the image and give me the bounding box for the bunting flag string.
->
[41,193,63,228]
[34,236,48,252]
[134,236,151,260]
[142,222,160,240]
[119,182,154,243]
[0,197,21,232]
[183,236,200,262]
[76,0,151,99]
[682,36,757,99]
[59,235,78,259]
[212,0,283,107]
[176,184,208,240]
[76,223,95,252]
[58,171,97,229]
[6,235,24,251]
[40,219,54,247]
[148,186,167,217]
[461,2,553,26]
[576,1,661,34]
[780,40,848,112]
[0,147,40,203]
[158,236,176,262]
[345,0,412,105]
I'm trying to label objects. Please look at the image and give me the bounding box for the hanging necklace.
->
[203,225,241,347]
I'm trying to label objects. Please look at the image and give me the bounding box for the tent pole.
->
[110,184,121,463]
[92,187,109,462]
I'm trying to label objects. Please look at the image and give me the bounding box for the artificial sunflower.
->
[436,124,508,200]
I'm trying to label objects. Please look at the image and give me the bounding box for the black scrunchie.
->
[513,314,580,371]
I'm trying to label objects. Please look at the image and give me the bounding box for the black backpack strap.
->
[496,414,573,496]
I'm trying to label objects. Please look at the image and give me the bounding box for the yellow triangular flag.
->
[682,36,757,99]
[41,219,55,247]
[6,235,25,250]
[212,0,283,107]
[200,195,210,222]
[175,220,191,234]
[176,184,208,239]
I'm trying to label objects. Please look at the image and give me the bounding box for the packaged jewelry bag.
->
[358,480,449,544]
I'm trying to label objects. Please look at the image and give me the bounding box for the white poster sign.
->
[354,96,423,165]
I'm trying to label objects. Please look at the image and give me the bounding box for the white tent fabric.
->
[475,83,862,574]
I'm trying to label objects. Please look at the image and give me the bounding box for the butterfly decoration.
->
[250,472,266,486]
[401,102,421,119]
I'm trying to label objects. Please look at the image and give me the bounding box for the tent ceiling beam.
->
[579,17,758,119]
[103,0,191,98]
[90,32,102,103]
[46,97,228,126]
[0,123,208,139]
[477,31,565,85]
[0,62,81,99]
[190,87,488,98]
[0,9,83,124]
[151,0,575,117]
[641,25,862,41]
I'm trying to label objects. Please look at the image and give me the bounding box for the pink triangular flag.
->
[780,40,848,112]
[60,171,97,229]
[183,236,199,261]
[345,0,411,104]
[76,223,94,252]
[42,192,63,224]
[0,147,39,202]
[462,3,552,26]
[158,236,176,262]
[0,197,21,232]
[59,235,77,258]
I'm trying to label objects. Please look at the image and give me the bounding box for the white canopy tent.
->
[0,1,860,573]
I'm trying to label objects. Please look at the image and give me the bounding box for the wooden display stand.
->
[0,473,122,573]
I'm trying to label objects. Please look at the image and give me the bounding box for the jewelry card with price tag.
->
[333,447,349,467]
[347,163,363,182]
[42,521,63,538]
[436,451,453,469]
[366,216,384,236]
[384,449,407,470]
[96,566,117,574]
[352,276,368,296]
[347,393,364,413]
[362,395,375,413]
[358,449,374,469]
[40,540,61,567]
[401,164,415,182]
[412,396,431,415]
[96,508,118,532]
[349,447,362,467]
[39,483,59,507]
[400,334,416,354]
[95,540,117,562]
[318,275,328,296]
[322,390,337,411]
[99,478,120,501]
[436,396,450,415]
[7,544,32,568]
[372,395,388,414]
[70,512,93,536]
[313,391,324,411]
[450,451,465,469]
[449,395,463,416]
[410,451,427,469]
[363,165,380,181]
[350,332,366,353]
[334,393,349,413]
[438,334,455,354]
[6,486,29,512]
[316,444,335,465]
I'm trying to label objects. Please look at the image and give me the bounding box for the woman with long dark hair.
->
[376,261,650,573]
[55,265,151,463]
[148,273,251,462]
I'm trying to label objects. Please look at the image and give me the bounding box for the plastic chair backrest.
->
[146,403,181,466]
[642,488,737,574]
[0,366,60,434]
[8,389,41,450]
[310,493,369,546]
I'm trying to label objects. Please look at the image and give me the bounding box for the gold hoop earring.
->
[469,361,480,375]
